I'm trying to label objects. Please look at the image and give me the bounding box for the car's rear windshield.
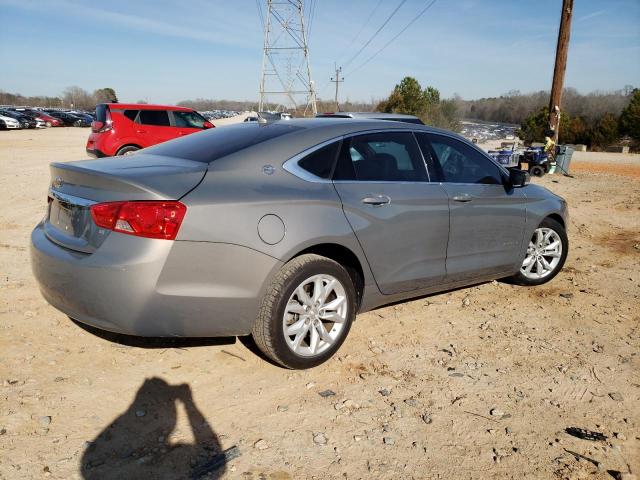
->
[95,104,107,123]
[145,122,303,163]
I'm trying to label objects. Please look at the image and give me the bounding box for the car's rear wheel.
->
[510,217,568,286]
[116,145,140,156]
[252,254,356,369]
[45,121,52,127]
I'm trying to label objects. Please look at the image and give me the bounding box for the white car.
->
[0,114,21,129]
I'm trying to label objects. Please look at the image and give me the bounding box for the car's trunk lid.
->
[44,154,206,253]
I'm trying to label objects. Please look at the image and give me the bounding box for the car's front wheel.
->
[510,217,568,286]
[252,254,356,369]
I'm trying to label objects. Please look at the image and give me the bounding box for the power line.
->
[307,0,317,42]
[347,0,438,76]
[342,0,407,68]
[255,0,265,31]
[338,0,384,62]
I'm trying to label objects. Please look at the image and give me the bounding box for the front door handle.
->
[361,195,391,206]
[452,193,473,202]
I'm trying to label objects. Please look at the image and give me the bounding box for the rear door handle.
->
[361,195,391,206]
[452,193,473,202]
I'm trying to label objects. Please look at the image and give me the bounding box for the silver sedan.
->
[31,119,568,369]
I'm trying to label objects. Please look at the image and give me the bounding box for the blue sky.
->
[1,0,638,104]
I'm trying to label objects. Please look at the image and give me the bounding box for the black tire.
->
[116,145,140,156]
[509,217,568,286]
[529,165,545,177]
[251,254,356,369]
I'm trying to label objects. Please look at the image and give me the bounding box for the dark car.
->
[0,109,36,129]
[15,109,63,127]
[71,111,95,124]
[45,111,90,127]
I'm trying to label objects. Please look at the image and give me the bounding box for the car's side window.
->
[138,110,170,127]
[123,110,139,122]
[333,132,428,182]
[426,134,503,185]
[298,141,341,179]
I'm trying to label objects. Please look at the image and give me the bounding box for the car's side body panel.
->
[441,183,528,281]
[334,181,450,294]
[178,149,378,294]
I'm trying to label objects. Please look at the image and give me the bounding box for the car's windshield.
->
[173,111,207,129]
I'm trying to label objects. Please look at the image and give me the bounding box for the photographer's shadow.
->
[81,377,225,479]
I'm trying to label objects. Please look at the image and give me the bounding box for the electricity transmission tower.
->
[258,0,317,115]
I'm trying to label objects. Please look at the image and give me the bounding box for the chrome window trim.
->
[48,189,96,207]
[282,137,343,183]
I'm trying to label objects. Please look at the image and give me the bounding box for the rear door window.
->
[333,132,428,182]
[138,110,170,126]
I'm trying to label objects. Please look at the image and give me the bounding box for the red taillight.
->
[91,108,113,133]
[91,120,112,133]
[90,201,187,240]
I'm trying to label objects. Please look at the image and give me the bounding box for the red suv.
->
[86,103,213,157]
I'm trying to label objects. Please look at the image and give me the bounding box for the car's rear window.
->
[95,104,107,123]
[145,122,303,163]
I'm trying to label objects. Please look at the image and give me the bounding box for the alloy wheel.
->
[282,274,348,357]
[521,227,563,279]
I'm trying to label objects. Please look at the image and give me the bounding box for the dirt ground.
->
[1,128,639,480]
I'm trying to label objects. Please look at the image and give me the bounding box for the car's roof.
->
[281,117,456,136]
[104,103,194,111]
[316,111,421,120]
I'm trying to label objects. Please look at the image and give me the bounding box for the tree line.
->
[3,82,637,150]
[456,87,634,125]
[515,88,639,150]
[0,86,118,110]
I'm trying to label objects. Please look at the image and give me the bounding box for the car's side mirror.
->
[203,121,214,129]
[508,168,530,187]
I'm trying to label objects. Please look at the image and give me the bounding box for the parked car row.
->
[0,106,95,130]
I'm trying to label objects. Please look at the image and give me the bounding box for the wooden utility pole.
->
[330,64,344,111]
[548,0,574,143]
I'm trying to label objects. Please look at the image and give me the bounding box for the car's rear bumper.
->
[86,148,108,158]
[31,222,282,337]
